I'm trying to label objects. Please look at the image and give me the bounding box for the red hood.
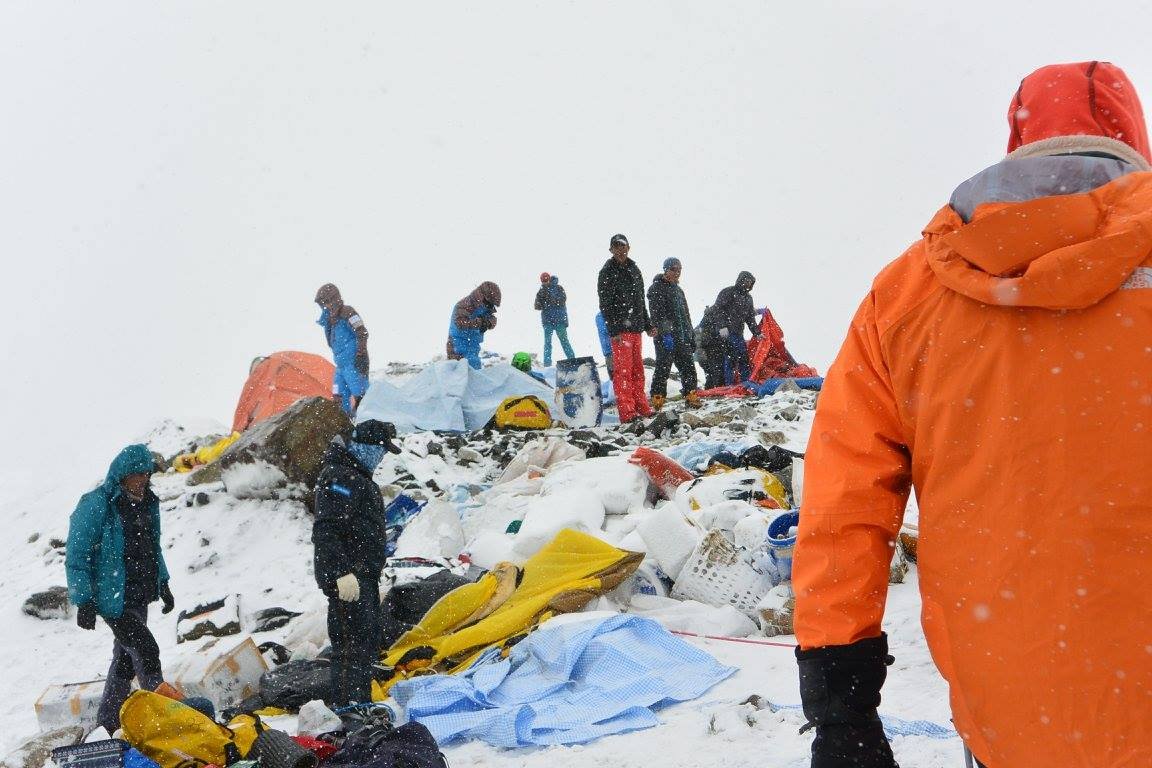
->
[1008,61,1150,163]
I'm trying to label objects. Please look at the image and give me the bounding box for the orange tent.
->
[232,351,335,433]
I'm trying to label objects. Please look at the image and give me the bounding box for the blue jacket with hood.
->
[534,277,569,327]
[66,444,169,618]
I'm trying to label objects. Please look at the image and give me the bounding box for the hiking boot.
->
[684,391,702,409]
[650,394,666,411]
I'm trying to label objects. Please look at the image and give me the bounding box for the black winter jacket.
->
[701,271,757,339]
[647,275,695,349]
[312,440,388,596]
[597,257,651,336]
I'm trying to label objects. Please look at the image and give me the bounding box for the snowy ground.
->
[0,362,955,768]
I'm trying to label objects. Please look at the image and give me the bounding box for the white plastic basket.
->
[671,529,774,617]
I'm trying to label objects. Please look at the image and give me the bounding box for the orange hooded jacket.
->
[793,62,1152,767]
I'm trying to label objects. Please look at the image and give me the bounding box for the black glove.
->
[796,633,899,768]
[160,582,175,614]
[77,603,97,630]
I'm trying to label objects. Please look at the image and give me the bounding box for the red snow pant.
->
[610,333,652,423]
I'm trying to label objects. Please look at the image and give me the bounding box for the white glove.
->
[718,328,730,339]
[336,573,360,602]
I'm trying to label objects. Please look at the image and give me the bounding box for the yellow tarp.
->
[173,432,241,473]
[376,529,642,696]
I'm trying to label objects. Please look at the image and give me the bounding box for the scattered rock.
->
[48,538,66,550]
[177,594,241,643]
[889,543,909,584]
[426,441,444,457]
[252,607,302,632]
[0,725,84,768]
[187,462,223,486]
[758,584,795,637]
[775,379,802,394]
[457,448,483,465]
[27,532,40,544]
[758,430,787,445]
[22,587,70,621]
[774,404,801,422]
[898,529,918,563]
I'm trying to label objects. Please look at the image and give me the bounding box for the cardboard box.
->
[170,635,268,709]
[34,679,106,733]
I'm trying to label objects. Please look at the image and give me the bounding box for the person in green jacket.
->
[66,444,176,734]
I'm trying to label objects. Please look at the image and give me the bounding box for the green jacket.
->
[65,444,169,618]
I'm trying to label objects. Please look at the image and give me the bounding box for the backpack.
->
[325,722,447,768]
[492,395,552,430]
[119,691,264,768]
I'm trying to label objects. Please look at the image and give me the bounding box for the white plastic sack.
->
[496,437,585,485]
[636,505,701,580]
[297,699,343,738]
[394,500,466,559]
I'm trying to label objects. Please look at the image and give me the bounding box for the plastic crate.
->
[671,529,774,617]
[51,739,129,768]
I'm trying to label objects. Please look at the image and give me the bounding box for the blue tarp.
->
[755,376,824,397]
[391,614,736,747]
[357,360,555,433]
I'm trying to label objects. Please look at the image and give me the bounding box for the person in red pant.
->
[597,234,655,423]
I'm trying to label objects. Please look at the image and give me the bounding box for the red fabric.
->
[231,351,336,433]
[696,385,753,398]
[1007,61,1150,162]
[610,333,651,422]
[747,309,819,383]
[291,736,337,761]
[628,446,694,498]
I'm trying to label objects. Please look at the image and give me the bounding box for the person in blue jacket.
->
[594,312,614,378]
[66,444,176,734]
[315,283,370,415]
[446,282,502,369]
[534,273,575,366]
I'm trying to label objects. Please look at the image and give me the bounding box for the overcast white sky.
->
[3,1,1152,489]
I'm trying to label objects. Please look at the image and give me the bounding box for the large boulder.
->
[22,587,70,621]
[217,397,351,494]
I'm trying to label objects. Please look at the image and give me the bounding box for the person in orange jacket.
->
[791,61,1152,768]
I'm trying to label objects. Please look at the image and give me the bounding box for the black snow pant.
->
[723,336,751,384]
[650,343,698,397]
[327,576,382,706]
[97,604,164,734]
[699,337,727,390]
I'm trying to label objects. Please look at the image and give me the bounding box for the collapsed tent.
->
[747,309,818,382]
[391,614,735,747]
[232,352,336,433]
[356,359,554,433]
[377,529,643,695]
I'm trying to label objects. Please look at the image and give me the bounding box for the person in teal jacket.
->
[66,444,176,734]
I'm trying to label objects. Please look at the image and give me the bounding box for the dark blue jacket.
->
[66,445,169,618]
[312,440,388,595]
[534,277,569,327]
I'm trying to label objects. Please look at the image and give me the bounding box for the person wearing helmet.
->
[512,351,547,384]
[792,61,1152,768]
[314,283,370,415]
[447,282,502,369]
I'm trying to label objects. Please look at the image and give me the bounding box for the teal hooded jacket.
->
[65,444,169,618]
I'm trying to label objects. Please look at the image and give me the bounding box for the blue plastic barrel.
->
[766,510,801,582]
[555,356,603,427]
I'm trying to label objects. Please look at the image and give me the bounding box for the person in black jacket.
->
[597,233,655,423]
[312,419,402,706]
[700,271,762,385]
[646,258,700,409]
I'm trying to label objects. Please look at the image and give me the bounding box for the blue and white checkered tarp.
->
[390,614,737,748]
